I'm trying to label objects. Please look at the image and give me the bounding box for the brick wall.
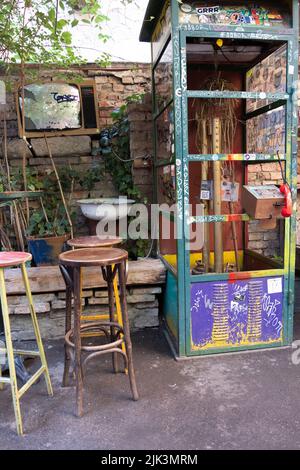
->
[128,94,153,203]
[0,63,153,237]
[247,162,285,257]
[3,63,297,250]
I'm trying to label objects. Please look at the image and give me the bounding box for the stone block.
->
[8,293,56,305]
[51,299,85,309]
[122,76,134,84]
[88,297,108,305]
[13,302,50,315]
[129,287,162,295]
[31,136,91,157]
[0,138,32,160]
[58,290,93,299]
[127,294,156,304]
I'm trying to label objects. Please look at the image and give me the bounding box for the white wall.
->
[72,0,151,63]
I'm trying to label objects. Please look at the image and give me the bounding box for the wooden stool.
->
[59,248,139,417]
[61,236,126,384]
[0,252,53,435]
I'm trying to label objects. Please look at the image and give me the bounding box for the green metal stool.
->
[0,251,53,435]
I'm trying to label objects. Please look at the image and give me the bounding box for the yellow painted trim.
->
[163,251,244,270]
[191,337,283,351]
[0,268,23,435]
[18,366,46,399]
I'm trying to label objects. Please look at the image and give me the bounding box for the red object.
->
[280,184,292,218]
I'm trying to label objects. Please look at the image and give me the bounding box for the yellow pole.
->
[0,268,23,435]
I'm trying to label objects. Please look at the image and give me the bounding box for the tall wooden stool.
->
[60,236,126,384]
[59,248,139,417]
[0,252,53,435]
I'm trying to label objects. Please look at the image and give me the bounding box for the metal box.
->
[242,185,284,220]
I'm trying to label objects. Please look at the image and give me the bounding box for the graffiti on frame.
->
[178,3,290,28]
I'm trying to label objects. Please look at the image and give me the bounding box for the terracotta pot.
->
[27,234,70,266]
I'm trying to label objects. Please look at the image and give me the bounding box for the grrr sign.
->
[196,6,220,15]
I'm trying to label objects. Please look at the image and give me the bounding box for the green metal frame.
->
[148,0,299,357]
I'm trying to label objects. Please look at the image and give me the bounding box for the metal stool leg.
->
[73,266,84,417]
[118,262,139,401]
[0,268,23,435]
[63,286,72,387]
[20,263,53,397]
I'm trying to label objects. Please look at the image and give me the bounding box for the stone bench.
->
[4,258,166,341]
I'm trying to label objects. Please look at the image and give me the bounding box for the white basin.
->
[78,197,135,222]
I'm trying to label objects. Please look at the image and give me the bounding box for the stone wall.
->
[9,285,162,341]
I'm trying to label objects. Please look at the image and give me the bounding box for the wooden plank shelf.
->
[4,258,166,295]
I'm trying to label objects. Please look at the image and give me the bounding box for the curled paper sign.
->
[0,80,6,105]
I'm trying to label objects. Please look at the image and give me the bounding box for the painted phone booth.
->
[140,0,299,357]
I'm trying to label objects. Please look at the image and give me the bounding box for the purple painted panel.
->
[190,277,284,349]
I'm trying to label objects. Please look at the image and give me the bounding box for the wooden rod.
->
[201,120,210,272]
[229,162,240,271]
[212,118,223,273]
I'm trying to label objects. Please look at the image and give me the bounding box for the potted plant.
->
[26,206,70,266]
[25,169,71,266]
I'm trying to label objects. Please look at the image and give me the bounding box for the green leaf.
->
[61,31,72,45]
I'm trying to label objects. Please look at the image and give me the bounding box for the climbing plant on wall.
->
[104,94,151,259]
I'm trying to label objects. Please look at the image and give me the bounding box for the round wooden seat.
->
[59,247,128,268]
[67,236,123,249]
[0,252,32,268]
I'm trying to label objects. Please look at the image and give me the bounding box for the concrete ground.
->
[1,317,300,450]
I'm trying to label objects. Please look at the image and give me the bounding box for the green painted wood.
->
[190,269,286,284]
[187,90,289,100]
[188,154,286,162]
[191,214,251,224]
[171,0,187,357]
[0,191,43,201]
[149,0,299,358]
